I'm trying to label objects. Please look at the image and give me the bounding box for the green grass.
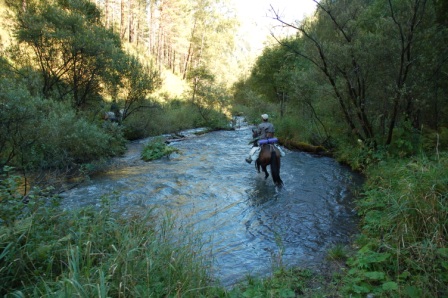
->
[327,244,349,262]
[227,268,313,297]
[342,153,448,297]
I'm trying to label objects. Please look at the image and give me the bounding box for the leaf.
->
[382,281,398,291]
[436,248,448,258]
[277,288,295,297]
[441,261,448,270]
[364,271,385,280]
[405,285,422,298]
[399,271,411,279]
[352,284,371,294]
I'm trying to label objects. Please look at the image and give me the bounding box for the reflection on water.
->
[61,127,362,287]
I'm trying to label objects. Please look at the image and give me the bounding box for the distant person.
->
[246,114,284,164]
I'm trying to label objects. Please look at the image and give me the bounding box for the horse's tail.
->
[270,150,283,187]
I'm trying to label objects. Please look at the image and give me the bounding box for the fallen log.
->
[278,138,332,156]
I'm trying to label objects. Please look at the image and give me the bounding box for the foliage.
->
[1,0,162,176]
[186,66,232,128]
[181,0,238,85]
[228,268,313,297]
[141,137,179,161]
[327,244,350,262]
[5,0,161,119]
[0,167,62,293]
[0,76,126,172]
[116,55,162,121]
[342,155,448,297]
[122,99,228,141]
[233,0,448,153]
[0,169,222,297]
[10,0,120,108]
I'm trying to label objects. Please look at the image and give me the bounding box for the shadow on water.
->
[61,126,363,287]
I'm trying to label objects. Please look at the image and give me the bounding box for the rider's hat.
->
[261,114,269,120]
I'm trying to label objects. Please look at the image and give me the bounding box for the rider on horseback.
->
[245,114,285,164]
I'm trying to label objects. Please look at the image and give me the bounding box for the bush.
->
[0,78,126,171]
[37,105,126,167]
[123,100,229,140]
[141,137,179,161]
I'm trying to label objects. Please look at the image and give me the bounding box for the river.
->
[61,123,362,287]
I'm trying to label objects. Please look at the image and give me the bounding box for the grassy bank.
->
[342,154,448,297]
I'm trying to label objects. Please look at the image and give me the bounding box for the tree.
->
[117,55,161,120]
[11,0,124,110]
[249,40,299,117]
[182,0,237,83]
[270,0,444,147]
[186,66,229,125]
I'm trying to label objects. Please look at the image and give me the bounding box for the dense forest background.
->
[1,0,447,296]
[0,0,249,183]
[234,0,448,165]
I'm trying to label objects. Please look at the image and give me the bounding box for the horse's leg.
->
[270,150,283,187]
[256,160,261,173]
[262,165,269,179]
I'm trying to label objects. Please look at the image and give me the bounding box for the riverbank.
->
[279,137,331,156]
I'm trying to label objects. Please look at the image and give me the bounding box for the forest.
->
[1,0,447,296]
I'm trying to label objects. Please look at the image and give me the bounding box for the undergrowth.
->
[342,153,448,297]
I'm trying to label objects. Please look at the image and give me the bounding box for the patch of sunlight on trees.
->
[153,70,190,102]
[0,3,12,49]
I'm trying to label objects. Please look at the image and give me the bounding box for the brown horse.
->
[252,130,283,187]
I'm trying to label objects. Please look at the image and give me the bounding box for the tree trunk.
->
[128,0,133,43]
[120,0,126,39]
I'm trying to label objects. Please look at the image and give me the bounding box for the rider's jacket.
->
[257,122,275,139]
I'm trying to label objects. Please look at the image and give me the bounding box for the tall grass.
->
[343,154,448,297]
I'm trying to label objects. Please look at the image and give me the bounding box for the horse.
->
[252,129,284,187]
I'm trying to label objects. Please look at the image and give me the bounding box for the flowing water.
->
[61,123,362,287]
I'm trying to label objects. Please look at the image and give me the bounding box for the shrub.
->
[141,137,179,161]
[123,99,229,141]
[0,79,126,171]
